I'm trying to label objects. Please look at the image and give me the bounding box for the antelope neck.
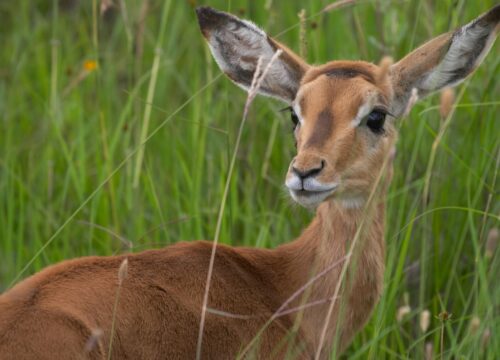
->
[277,199,386,299]
[268,196,387,352]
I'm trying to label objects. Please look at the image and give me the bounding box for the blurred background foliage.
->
[0,0,498,358]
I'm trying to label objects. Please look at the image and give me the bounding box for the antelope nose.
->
[292,160,325,180]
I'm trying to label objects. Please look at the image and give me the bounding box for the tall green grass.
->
[0,0,498,358]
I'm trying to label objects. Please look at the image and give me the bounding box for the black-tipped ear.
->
[196,7,230,38]
[391,5,499,116]
[196,7,308,103]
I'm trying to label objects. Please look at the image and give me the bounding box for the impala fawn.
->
[0,5,498,359]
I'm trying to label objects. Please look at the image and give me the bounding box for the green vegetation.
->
[0,0,498,358]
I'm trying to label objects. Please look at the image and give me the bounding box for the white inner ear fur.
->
[229,19,271,73]
[207,20,274,92]
[421,22,497,91]
[206,18,299,102]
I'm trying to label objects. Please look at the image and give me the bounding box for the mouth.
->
[289,187,337,207]
[292,189,334,197]
[285,176,338,207]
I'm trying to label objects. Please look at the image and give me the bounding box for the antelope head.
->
[196,6,499,208]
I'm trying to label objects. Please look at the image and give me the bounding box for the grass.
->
[0,0,499,358]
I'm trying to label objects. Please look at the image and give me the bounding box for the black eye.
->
[366,109,386,133]
[290,109,299,130]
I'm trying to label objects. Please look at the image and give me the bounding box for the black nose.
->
[292,160,325,180]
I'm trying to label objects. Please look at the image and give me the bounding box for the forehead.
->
[303,61,379,84]
[296,61,389,116]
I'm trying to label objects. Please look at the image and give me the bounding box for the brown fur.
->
[0,5,498,359]
[0,206,385,359]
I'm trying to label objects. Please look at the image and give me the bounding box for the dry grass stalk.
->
[420,309,431,332]
[298,9,307,59]
[276,296,339,317]
[321,0,357,13]
[244,50,283,118]
[205,307,253,320]
[62,60,98,97]
[439,87,455,120]
[118,0,133,48]
[485,228,498,259]
[135,0,150,59]
[196,50,283,360]
[403,88,419,118]
[245,58,265,114]
[76,220,133,249]
[132,1,172,188]
[438,311,451,358]
[206,294,340,321]
[108,258,128,359]
[238,255,349,357]
[273,255,348,317]
[422,84,467,206]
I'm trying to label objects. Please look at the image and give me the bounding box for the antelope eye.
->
[290,109,299,129]
[366,109,386,133]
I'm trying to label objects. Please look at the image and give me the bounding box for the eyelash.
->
[281,106,300,131]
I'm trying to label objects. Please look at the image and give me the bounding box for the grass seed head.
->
[396,305,411,322]
[486,228,498,259]
[420,309,431,332]
[437,310,452,322]
[425,342,433,360]
[118,258,128,285]
[469,315,481,335]
[100,0,114,16]
[481,328,491,349]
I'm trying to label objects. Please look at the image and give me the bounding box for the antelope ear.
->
[391,5,499,116]
[196,7,309,103]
